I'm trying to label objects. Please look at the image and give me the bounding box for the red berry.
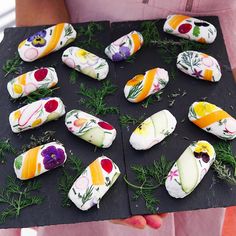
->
[34,68,48,81]
[101,159,113,173]
[98,121,114,130]
[178,23,192,34]
[44,100,58,113]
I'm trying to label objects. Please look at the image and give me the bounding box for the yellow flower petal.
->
[194,141,214,157]
[32,118,42,127]
[13,84,23,94]
[193,102,218,117]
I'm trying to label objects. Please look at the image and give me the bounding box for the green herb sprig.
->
[77,22,104,50]
[142,91,163,108]
[124,156,173,213]
[69,70,79,84]
[2,53,23,78]
[119,114,145,127]
[212,141,236,184]
[58,155,84,207]
[78,80,118,115]
[21,87,59,104]
[21,131,56,153]
[0,176,43,223]
[0,139,16,164]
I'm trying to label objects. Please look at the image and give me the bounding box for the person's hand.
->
[111,214,168,230]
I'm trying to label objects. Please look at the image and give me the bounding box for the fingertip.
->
[123,216,146,229]
[144,215,163,229]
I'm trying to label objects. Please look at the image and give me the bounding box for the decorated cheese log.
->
[130,110,177,150]
[124,68,169,103]
[18,23,76,62]
[68,156,120,211]
[188,102,236,140]
[65,110,116,148]
[9,97,65,133]
[14,142,67,180]
[165,140,215,198]
[62,47,109,80]
[177,51,221,82]
[7,67,58,99]
[105,31,143,61]
[163,15,217,44]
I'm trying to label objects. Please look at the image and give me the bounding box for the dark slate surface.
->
[111,17,236,215]
[0,22,131,229]
[0,17,235,229]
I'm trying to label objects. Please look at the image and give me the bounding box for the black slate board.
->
[0,17,235,229]
[111,17,236,215]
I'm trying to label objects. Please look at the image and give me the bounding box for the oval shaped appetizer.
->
[68,156,120,211]
[14,142,67,180]
[188,102,236,140]
[65,110,116,148]
[124,67,169,103]
[9,97,65,133]
[62,47,109,80]
[163,15,217,44]
[7,67,58,99]
[18,23,76,62]
[105,31,143,61]
[129,110,177,150]
[165,140,215,198]
[177,51,221,82]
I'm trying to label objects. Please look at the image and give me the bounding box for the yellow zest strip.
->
[39,23,65,59]
[21,146,40,179]
[89,159,105,185]
[18,73,27,85]
[135,68,157,102]
[203,69,213,81]
[131,33,142,53]
[168,15,190,30]
[37,163,41,175]
[192,110,231,128]
[127,74,144,86]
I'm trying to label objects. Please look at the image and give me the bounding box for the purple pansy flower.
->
[192,69,202,78]
[42,145,65,170]
[112,46,130,61]
[27,30,47,47]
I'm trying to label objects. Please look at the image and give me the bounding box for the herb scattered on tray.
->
[213,141,236,184]
[21,131,56,153]
[141,21,209,64]
[21,87,59,104]
[0,139,16,164]
[58,155,84,207]
[119,114,145,127]
[124,156,173,213]
[76,22,104,50]
[0,176,43,223]
[167,88,187,108]
[2,53,23,78]
[78,80,119,115]
[142,91,163,108]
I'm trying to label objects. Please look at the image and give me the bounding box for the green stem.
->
[123,175,161,190]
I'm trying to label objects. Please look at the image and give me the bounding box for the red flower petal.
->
[178,23,192,34]
[98,121,114,130]
[101,159,113,173]
[44,100,58,113]
[34,68,48,81]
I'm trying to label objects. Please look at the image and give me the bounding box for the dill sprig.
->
[124,156,173,213]
[21,131,56,153]
[69,70,79,84]
[58,155,84,207]
[2,53,23,78]
[142,91,163,108]
[119,114,145,127]
[21,87,59,104]
[0,139,16,164]
[76,22,104,50]
[0,176,43,223]
[78,80,119,115]
[213,160,236,185]
[212,141,236,184]
[141,21,160,46]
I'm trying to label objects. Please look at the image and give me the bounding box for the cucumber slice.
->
[80,127,105,147]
